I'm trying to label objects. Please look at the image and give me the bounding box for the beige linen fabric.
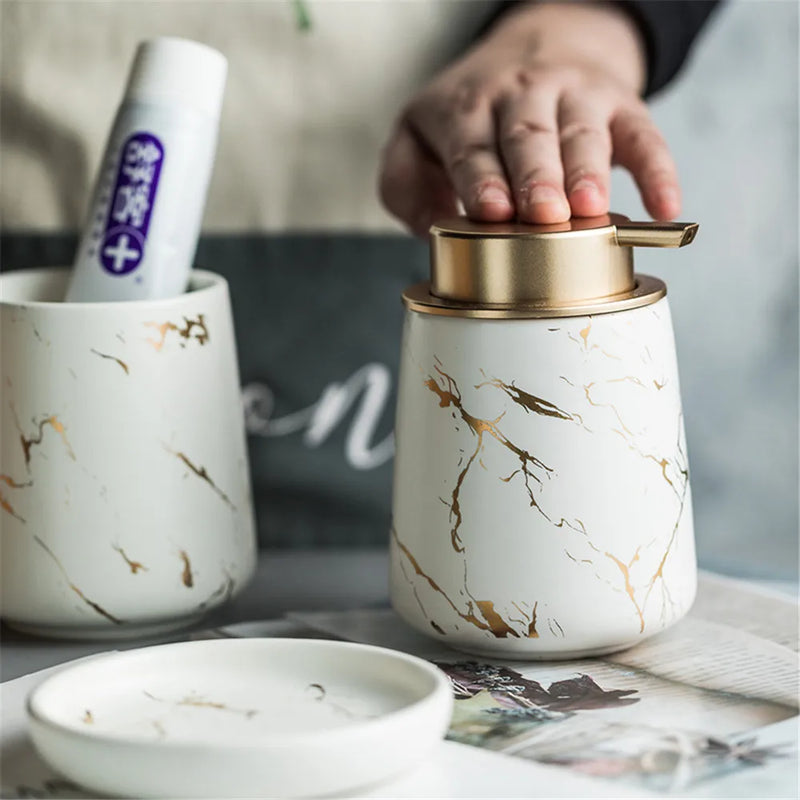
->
[1,0,493,232]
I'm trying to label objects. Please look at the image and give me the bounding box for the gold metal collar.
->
[403,214,698,320]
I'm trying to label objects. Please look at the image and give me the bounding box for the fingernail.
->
[476,185,511,206]
[528,185,560,204]
[526,185,570,217]
[570,178,600,199]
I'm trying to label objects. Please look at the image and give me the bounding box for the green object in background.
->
[293,0,312,32]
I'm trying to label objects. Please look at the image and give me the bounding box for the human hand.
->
[379,2,681,236]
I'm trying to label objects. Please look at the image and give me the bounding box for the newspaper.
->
[289,572,799,797]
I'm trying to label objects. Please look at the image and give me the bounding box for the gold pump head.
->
[403,213,698,319]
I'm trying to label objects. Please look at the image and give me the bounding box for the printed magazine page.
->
[291,573,799,796]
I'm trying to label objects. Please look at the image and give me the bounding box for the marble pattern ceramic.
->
[391,297,696,658]
[1,268,256,637]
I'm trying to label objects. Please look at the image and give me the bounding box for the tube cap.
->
[124,37,227,120]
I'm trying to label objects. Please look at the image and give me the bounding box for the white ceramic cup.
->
[1,267,257,639]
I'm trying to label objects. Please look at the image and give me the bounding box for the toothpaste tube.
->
[65,37,227,302]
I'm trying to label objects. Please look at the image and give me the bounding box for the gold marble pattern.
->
[0,474,31,523]
[568,319,621,360]
[605,547,645,633]
[33,535,123,625]
[563,419,690,632]
[397,336,690,644]
[424,365,552,552]
[19,415,76,467]
[90,348,130,374]
[179,550,194,588]
[164,446,236,511]
[144,315,210,351]
[112,545,147,574]
[144,690,258,719]
[475,375,574,421]
[393,527,541,640]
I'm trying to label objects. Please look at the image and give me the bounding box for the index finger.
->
[406,86,514,222]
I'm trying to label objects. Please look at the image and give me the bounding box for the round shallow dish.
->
[27,638,453,798]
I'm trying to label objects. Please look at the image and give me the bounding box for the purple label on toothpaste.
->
[100,132,164,276]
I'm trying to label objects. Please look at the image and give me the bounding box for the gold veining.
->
[179,550,194,588]
[20,415,76,466]
[112,545,147,574]
[609,410,691,619]
[425,365,552,551]
[527,601,539,638]
[565,548,594,565]
[164,446,236,510]
[394,527,536,639]
[0,492,25,522]
[399,558,430,623]
[551,516,590,537]
[144,691,257,718]
[0,474,32,489]
[475,601,520,639]
[643,475,690,618]
[568,322,622,360]
[475,376,574,421]
[90,348,130,374]
[0,475,31,523]
[606,376,647,389]
[605,547,644,633]
[144,315,209,351]
[583,383,634,436]
[33,535,123,624]
[393,528,490,632]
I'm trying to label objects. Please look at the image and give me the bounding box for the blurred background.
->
[612,0,798,579]
[1,1,797,579]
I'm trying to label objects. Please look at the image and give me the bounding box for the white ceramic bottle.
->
[65,38,226,302]
[390,215,699,659]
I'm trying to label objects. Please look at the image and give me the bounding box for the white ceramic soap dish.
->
[27,638,453,798]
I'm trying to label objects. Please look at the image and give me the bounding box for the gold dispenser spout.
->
[404,214,699,319]
[615,222,699,248]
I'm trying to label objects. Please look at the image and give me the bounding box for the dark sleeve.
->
[619,0,723,96]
